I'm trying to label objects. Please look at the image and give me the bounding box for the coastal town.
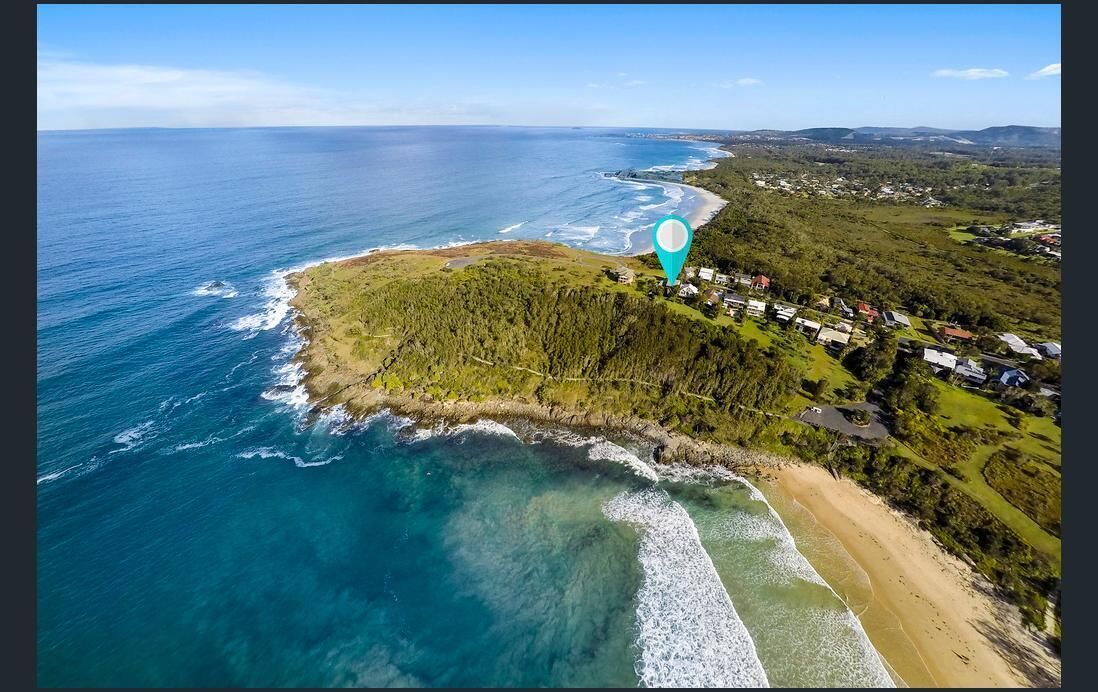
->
[612,262,1062,421]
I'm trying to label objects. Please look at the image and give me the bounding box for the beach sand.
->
[769,464,1060,687]
[625,181,727,255]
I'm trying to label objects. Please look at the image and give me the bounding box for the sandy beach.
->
[769,464,1060,687]
[624,180,727,255]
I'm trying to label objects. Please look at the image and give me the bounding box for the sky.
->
[37,4,1061,132]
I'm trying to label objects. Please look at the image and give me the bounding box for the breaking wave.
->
[603,488,770,688]
[236,446,342,468]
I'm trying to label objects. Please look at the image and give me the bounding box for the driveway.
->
[797,401,890,441]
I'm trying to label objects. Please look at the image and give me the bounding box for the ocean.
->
[37,126,897,687]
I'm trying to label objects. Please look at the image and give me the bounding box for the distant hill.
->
[732,125,1060,148]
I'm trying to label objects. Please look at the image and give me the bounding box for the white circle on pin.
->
[655,218,689,252]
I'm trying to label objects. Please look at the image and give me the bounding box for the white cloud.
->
[623,79,647,87]
[616,72,629,78]
[735,77,762,86]
[931,67,1009,80]
[36,56,522,130]
[1026,63,1061,79]
[37,55,623,130]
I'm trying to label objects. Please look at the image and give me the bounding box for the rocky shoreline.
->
[306,381,791,474]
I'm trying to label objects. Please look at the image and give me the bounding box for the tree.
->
[844,329,899,384]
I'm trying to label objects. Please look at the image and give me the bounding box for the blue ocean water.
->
[37,127,895,687]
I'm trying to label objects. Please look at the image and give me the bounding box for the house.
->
[698,268,715,282]
[751,274,770,291]
[794,317,822,338]
[704,289,722,305]
[773,303,797,323]
[816,327,851,352]
[746,299,766,318]
[998,368,1030,388]
[953,358,987,385]
[937,326,974,343]
[678,283,699,298]
[724,292,747,314]
[856,302,879,321]
[733,272,753,286]
[922,348,958,374]
[1037,342,1061,359]
[881,311,911,329]
[714,273,730,285]
[998,333,1042,359]
[840,305,855,319]
[684,266,698,280]
[613,265,635,285]
[834,320,854,334]
[815,296,831,310]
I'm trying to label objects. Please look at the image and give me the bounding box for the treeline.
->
[683,153,1060,337]
[333,258,800,444]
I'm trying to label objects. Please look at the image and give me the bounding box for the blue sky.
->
[37,4,1061,131]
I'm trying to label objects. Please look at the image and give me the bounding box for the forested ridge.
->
[297,252,799,445]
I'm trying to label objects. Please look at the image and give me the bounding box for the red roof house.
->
[751,274,770,290]
[856,302,879,320]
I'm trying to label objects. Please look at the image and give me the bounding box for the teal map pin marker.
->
[652,214,693,286]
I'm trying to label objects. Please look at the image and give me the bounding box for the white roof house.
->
[816,327,851,349]
[678,283,699,298]
[923,348,958,372]
[746,299,766,316]
[881,311,912,329]
[684,266,697,279]
[998,333,1042,359]
[773,304,798,323]
[714,273,730,285]
[954,358,987,385]
[794,317,821,337]
[698,268,715,281]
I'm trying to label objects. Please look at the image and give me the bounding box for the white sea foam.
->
[603,488,770,688]
[407,418,521,443]
[554,224,600,241]
[634,195,654,202]
[173,435,225,452]
[192,280,238,299]
[37,463,84,485]
[587,440,660,482]
[704,472,895,687]
[236,446,342,468]
[109,421,157,455]
[498,221,526,234]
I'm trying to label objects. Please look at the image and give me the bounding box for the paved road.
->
[797,401,890,441]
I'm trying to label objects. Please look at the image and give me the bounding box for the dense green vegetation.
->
[682,146,1061,340]
[296,244,799,446]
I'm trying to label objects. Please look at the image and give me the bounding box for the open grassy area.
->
[926,380,1060,564]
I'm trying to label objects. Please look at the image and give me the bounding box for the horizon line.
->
[37,122,1063,135]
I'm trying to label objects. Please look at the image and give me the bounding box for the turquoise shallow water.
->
[37,126,894,687]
